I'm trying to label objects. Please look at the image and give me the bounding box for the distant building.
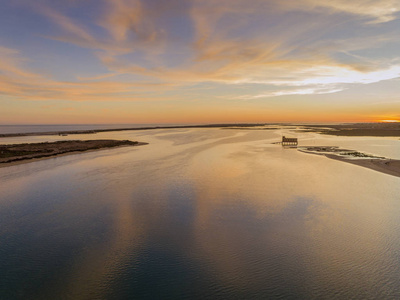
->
[282,136,298,145]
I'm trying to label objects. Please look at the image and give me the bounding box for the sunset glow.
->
[1,0,400,124]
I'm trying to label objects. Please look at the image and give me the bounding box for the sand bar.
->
[0,140,147,167]
[299,146,400,178]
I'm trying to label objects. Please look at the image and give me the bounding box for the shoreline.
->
[299,147,400,178]
[327,155,400,178]
[0,140,148,168]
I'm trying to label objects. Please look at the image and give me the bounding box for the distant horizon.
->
[1,120,398,126]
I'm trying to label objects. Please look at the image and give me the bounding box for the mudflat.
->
[0,140,147,166]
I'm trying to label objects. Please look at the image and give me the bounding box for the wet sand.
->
[328,156,400,178]
[0,140,147,167]
[299,146,400,178]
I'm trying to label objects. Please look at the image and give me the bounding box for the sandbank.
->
[0,140,147,168]
[299,146,400,178]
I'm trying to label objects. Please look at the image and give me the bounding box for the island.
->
[0,140,147,166]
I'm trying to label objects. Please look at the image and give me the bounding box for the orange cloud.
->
[2,0,400,105]
[0,46,179,102]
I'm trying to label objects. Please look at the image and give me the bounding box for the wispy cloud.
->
[2,0,400,103]
[305,0,400,23]
[287,65,400,86]
[232,87,344,100]
[0,46,177,101]
[0,46,43,80]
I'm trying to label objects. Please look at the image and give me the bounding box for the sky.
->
[0,0,400,124]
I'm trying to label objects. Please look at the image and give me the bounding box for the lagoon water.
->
[1,127,400,299]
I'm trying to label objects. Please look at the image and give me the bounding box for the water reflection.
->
[1,128,400,299]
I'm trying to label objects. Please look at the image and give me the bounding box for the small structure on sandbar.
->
[281,136,298,145]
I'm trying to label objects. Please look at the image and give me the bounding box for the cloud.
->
[289,65,400,86]
[107,0,399,89]
[76,73,119,81]
[40,5,95,43]
[101,0,144,43]
[233,87,344,100]
[228,64,400,99]
[0,46,178,102]
[99,0,165,47]
[304,0,400,23]
[2,0,400,103]
[192,0,400,23]
[0,46,43,80]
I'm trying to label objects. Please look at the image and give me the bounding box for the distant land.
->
[0,140,147,166]
[299,146,400,178]
[0,122,399,138]
[298,122,400,137]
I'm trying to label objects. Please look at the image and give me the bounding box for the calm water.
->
[1,128,400,299]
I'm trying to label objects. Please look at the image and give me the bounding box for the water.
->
[1,128,400,299]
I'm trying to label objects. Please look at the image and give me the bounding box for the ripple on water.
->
[1,128,400,299]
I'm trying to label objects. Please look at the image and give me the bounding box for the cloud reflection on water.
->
[1,128,400,298]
